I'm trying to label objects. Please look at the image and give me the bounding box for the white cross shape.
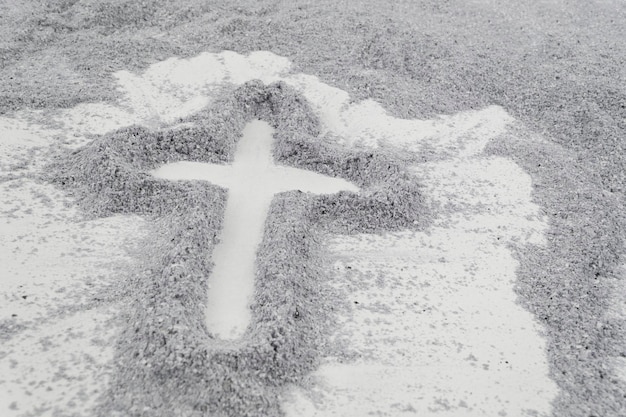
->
[151,120,359,340]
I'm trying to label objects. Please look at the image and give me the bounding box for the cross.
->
[151,120,359,340]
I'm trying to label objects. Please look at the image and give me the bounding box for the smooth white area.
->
[2,50,510,152]
[0,179,145,416]
[0,50,561,416]
[152,120,358,339]
[112,51,290,127]
[605,264,626,383]
[282,156,556,417]
[285,74,513,152]
[0,116,56,177]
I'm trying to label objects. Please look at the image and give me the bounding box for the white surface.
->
[0,306,120,416]
[0,116,57,177]
[7,50,510,151]
[1,50,561,416]
[152,120,358,339]
[282,157,556,416]
[277,77,557,415]
[0,51,154,417]
[0,178,145,416]
[605,264,626,384]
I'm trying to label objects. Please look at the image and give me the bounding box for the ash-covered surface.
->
[45,82,429,416]
[2,1,626,415]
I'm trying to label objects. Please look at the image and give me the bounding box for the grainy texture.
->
[487,128,626,416]
[45,82,429,416]
[3,1,626,415]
